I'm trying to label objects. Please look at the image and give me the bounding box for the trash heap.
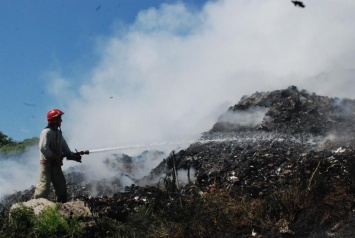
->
[3,86,355,237]
[150,86,355,196]
[76,86,355,236]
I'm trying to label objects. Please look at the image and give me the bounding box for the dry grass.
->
[1,164,352,237]
[117,171,353,238]
[119,187,309,237]
[319,187,352,226]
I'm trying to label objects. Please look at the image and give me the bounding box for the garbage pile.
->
[3,86,355,237]
[77,86,355,231]
[153,86,355,195]
[212,85,355,137]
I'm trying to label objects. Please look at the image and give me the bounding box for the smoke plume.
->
[3,0,355,198]
[48,0,355,151]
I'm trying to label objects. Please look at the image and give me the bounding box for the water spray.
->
[82,138,246,155]
[79,132,301,155]
[79,139,220,155]
[87,140,198,154]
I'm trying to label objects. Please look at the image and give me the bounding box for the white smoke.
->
[217,107,268,128]
[0,146,39,199]
[3,0,355,197]
[49,0,355,189]
[47,0,355,152]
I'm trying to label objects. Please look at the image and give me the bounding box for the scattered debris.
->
[4,86,355,237]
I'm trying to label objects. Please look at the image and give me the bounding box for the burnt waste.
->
[2,85,355,237]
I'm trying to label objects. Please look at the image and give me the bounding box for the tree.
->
[0,131,39,158]
[0,131,15,148]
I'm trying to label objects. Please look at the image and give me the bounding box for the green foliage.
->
[0,136,39,158]
[0,131,15,148]
[0,205,83,238]
[34,205,70,237]
[1,205,36,238]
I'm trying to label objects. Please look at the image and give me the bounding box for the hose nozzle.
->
[75,149,90,155]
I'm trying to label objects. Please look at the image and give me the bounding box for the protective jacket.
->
[34,126,74,202]
[39,126,73,163]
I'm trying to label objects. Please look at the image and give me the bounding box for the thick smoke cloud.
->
[0,147,39,198]
[2,0,355,198]
[51,0,355,151]
[48,0,355,185]
[217,107,268,128]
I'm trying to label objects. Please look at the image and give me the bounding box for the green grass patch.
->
[0,205,83,238]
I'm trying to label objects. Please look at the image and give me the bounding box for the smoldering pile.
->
[72,86,355,219]
[3,86,355,235]
[163,85,355,197]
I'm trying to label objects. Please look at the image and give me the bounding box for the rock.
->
[59,200,92,218]
[10,198,91,219]
[10,198,56,215]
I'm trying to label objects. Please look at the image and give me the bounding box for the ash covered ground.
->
[3,86,355,237]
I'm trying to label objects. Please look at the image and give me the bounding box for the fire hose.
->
[73,139,241,157]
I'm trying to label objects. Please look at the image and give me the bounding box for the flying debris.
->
[291,1,305,8]
[23,102,36,107]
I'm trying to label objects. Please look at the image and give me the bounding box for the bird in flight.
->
[291,1,305,8]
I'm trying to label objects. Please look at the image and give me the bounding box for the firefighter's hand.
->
[68,154,82,163]
[51,153,64,166]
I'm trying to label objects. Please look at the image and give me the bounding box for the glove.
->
[51,153,64,166]
[67,153,82,163]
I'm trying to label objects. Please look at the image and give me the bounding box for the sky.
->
[1,0,355,197]
[1,0,355,147]
[0,0,206,142]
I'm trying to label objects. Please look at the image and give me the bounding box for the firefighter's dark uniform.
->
[34,126,74,203]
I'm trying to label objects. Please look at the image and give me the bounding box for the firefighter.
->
[33,109,82,203]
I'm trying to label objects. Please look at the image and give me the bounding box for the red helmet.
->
[47,109,64,124]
